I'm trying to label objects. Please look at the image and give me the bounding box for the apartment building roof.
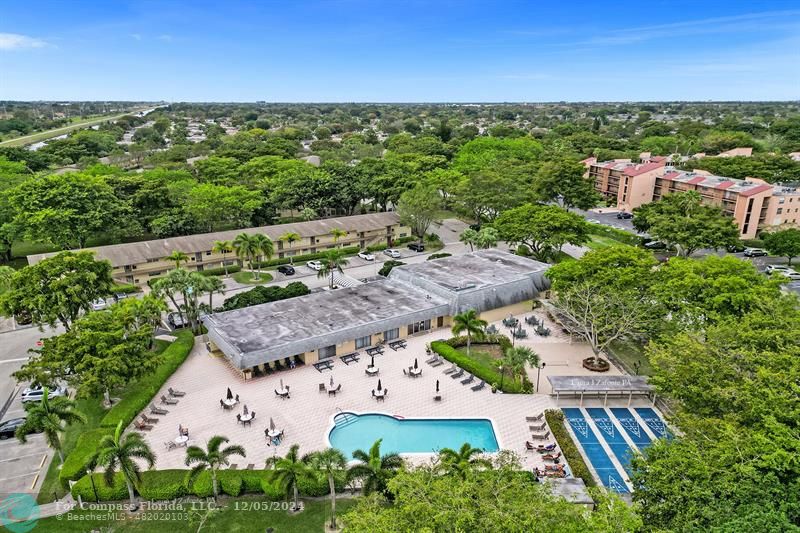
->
[593,160,665,176]
[658,170,773,196]
[27,212,402,268]
[718,147,753,157]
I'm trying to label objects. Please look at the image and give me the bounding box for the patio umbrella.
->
[270,417,276,431]
[370,354,375,368]
[243,404,249,416]
[377,379,383,391]
[329,375,334,387]
[414,358,418,370]
[226,387,233,400]
[279,378,284,391]
[436,380,440,393]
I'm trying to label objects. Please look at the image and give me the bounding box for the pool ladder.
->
[334,409,358,428]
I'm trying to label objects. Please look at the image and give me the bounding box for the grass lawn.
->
[33,497,357,532]
[36,339,171,505]
[231,271,274,285]
[585,234,625,251]
[609,338,652,376]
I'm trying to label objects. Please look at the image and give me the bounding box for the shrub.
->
[100,330,195,429]
[427,252,452,261]
[71,473,128,501]
[188,470,243,497]
[112,283,140,295]
[742,238,765,248]
[238,469,272,493]
[394,236,416,245]
[445,334,511,351]
[254,246,360,268]
[366,242,388,252]
[138,470,188,500]
[545,410,596,488]
[218,281,310,312]
[378,260,404,277]
[198,265,242,277]
[60,428,113,489]
[262,477,286,500]
[296,470,346,497]
[587,222,642,246]
[430,341,528,394]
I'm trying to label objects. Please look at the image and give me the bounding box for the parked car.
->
[743,248,768,257]
[20,385,67,403]
[167,312,187,329]
[114,292,129,302]
[726,243,746,253]
[407,242,425,252]
[306,260,323,271]
[357,251,375,261]
[277,265,295,275]
[91,298,108,311]
[383,249,402,259]
[616,212,633,219]
[784,270,800,281]
[765,265,791,275]
[643,240,667,250]
[0,418,38,439]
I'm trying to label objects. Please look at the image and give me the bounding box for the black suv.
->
[616,212,633,219]
[407,242,425,252]
[0,418,35,439]
[277,265,295,275]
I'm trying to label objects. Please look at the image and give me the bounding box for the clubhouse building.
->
[202,249,550,373]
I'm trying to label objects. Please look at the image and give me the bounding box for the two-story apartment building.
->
[27,212,410,286]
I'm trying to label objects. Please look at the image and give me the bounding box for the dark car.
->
[726,243,746,253]
[469,223,481,231]
[277,265,295,275]
[643,240,667,250]
[407,242,425,252]
[0,418,35,439]
[616,212,633,219]
[167,312,187,329]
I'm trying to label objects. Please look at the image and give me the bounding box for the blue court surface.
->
[635,407,671,439]
[609,407,652,447]
[585,408,637,475]
[562,408,629,493]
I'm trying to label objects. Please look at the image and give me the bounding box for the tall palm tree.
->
[251,233,274,281]
[347,439,403,497]
[308,448,347,529]
[266,444,312,512]
[451,309,487,357]
[330,228,347,248]
[212,240,233,276]
[438,443,491,479]
[232,233,258,275]
[91,421,155,511]
[318,249,349,289]
[16,387,87,464]
[279,232,301,264]
[499,346,540,386]
[167,250,190,269]
[185,435,246,501]
[202,276,225,310]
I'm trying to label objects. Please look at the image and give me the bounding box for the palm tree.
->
[185,436,246,501]
[232,233,258,275]
[212,240,233,276]
[318,249,349,289]
[167,250,190,269]
[451,309,487,357]
[203,276,225,310]
[91,421,155,511]
[347,439,403,497]
[330,228,347,248]
[308,448,347,529]
[266,444,312,512]
[16,387,87,464]
[499,346,540,386]
[459,228,478,251]
[279,232,301,264]
[438,443,491,479]
[251,233,274,281]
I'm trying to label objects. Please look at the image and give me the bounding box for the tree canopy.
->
[493,204,590,261]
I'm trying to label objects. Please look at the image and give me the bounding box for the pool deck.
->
[135,310,651,475]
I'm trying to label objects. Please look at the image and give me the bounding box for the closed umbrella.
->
[414,358,418,370]
[329,375,334,387]
[377,379,383,391]
[370,355,375,368]
[270,417,276,431]
[436,380,440,393]
[279,378,284,391]
[226,388,233,400]
[243,404,249,416]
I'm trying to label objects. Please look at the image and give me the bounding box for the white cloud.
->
[157,34,173,42]
[130,33,142,41]
[0,33,47,50]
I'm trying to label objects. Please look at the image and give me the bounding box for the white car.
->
[21,385,68,403]
[357,251,375,261]
[306,260,323,271]
[782,269,800,281]
[765,265,791,275]
[91,298,108,311]
[383,249,402,259]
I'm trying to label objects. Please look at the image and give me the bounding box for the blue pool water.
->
[609,407,652,447]
[586,408,636,475]
[562,408,629,493]
[328,413,499,458]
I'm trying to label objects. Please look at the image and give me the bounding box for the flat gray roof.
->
[545,478,594,505]
[203,279,449,365]
[27,212,401,268]
[389,249,549,292]
[548,375,653,393]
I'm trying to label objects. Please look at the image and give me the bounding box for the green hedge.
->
[427,253,452,261]
[742,238,765,248]
[218,282,310,312]
[188,470,243,498]
[378,260,404,277]
[430,340,529,394]
[138,470,189,500]
[198,265,242,277]
[366,242,389,252]
[545,410,596,488]
[59,428,113,489]
[100,330,195,429]
[587,222,642,246]
[112,283,141,295]
[72,472,129,501]
[255,246,360,268]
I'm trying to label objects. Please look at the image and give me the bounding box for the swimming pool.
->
[328,413,500,458]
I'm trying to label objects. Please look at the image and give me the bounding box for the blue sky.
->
[1,1,799,101]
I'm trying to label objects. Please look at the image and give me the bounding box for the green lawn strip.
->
[231,271,274,285]
[33,497,356,532]
[585,234,624,251]
[430,338,530,393]
[545,410,596,488]
[608,338,652,376]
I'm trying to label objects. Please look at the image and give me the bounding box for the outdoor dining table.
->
[175,435,189,446]
[365,366,379,376]
[223,398,237,407]
[409,367,422,377]
[326,383,339,393]
[276,387,290,397]
[240,412,254,423]
[374,389,386,398]
[267,428,281,438]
